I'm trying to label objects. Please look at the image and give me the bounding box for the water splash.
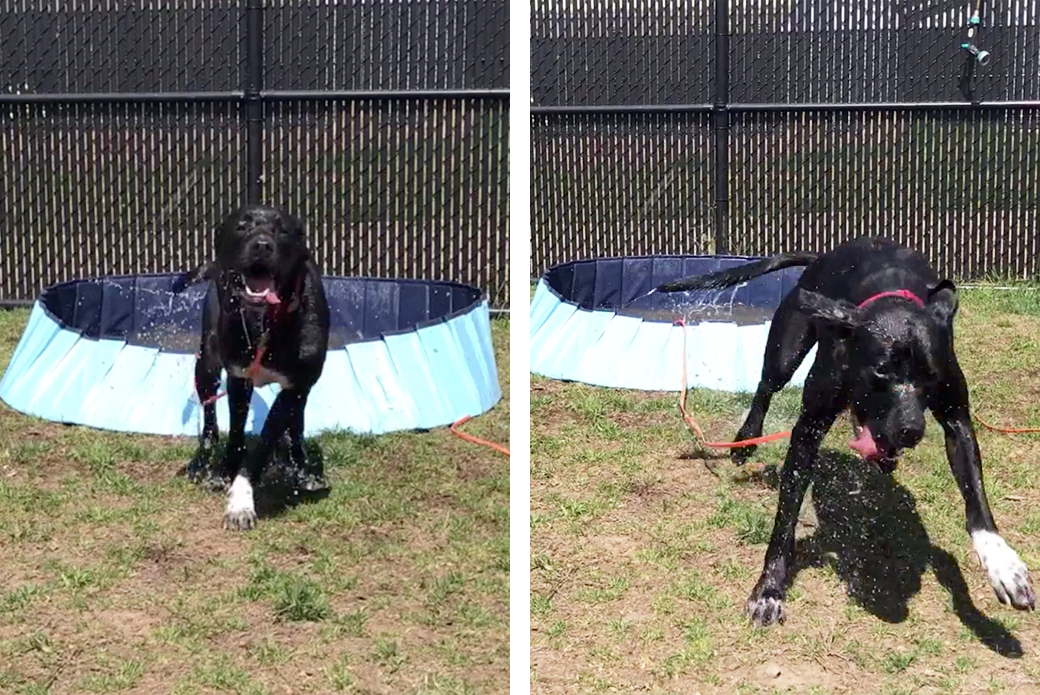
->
[617,281,770,326]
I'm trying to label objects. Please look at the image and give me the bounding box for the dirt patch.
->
[93,609,161,639]
[0,317,510,695]
[532,295,1040,695]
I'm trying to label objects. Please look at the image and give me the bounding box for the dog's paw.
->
[746,590,786,627]
[223,474,257,532]
[202,473,232,494]
[185,452,212,484]
[289,468,329,493]
[973,531,1036,610]
[731,447,755,466]
[298,475,329,493]
[223,508,258,531]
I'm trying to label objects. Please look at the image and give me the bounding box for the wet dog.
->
[178,204,330,530]
[657,237,1035,625]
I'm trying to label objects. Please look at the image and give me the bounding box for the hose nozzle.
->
[962,42,991,66]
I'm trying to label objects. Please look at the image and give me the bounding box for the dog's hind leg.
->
[733,290,817,465]
[934,358,1036,611]
[746,366,844,627]
[284,391,327,492]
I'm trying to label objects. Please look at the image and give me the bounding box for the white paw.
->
[746,593,786,627]
[224,474,257,531]
[972,530,1036,610]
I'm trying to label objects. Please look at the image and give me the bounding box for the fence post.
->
[243,0,264,204]
[712,0,730,254]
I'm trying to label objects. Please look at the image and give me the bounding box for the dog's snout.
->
[247,234,276,261]
[895,424,923,449]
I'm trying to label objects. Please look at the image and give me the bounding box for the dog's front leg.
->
[746,422,825,626]
[188,298,224,485]
[188,350,223,484]
[224,388,303,531]
[746,372,841,627]
[935,373,1035,610]
[220,376,254,482]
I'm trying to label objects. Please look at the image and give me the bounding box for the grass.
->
[0,308,509,694]
[530,285,1040,694]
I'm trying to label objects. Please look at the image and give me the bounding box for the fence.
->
[531,0,1040,281]
[1,0,510,308]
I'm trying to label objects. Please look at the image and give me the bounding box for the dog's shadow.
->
[739,450,1023,657]
[180,437,331,520]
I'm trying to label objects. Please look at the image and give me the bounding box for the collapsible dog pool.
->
[530,256,817,392]
[0,275,500,436]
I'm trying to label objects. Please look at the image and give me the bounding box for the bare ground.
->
[0,309,510,695]
[531,287,1040,695]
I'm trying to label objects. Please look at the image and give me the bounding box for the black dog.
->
[179,205,330,531]
[657,237,1035,626]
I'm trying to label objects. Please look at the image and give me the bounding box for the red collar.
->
[858,289,925,309]
[248,274,304,378]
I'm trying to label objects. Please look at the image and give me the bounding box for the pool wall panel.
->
[530,255,819,393]
[0,276,501,437]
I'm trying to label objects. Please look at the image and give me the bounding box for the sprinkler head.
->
[963,43,991,66]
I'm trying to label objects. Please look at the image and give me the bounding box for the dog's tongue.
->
[849,424,880,460]
[245,277,281,305]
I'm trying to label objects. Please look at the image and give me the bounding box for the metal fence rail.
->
[531,0,1040,282]
[1,0,510,307]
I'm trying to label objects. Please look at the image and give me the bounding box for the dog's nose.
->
[253,236,274,256]
[895,425,922,449]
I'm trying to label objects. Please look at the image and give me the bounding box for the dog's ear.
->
[290,215,307,240]
[289,216,312,263]
[794,289,863,331]
[171,261,217,294]
[926,279,958,324]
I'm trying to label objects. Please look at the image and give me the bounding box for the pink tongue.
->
[246,277,281,305]
[849,425,880,460]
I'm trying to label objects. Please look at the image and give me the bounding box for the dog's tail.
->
[170,261,216,294]
[654,252,818,293]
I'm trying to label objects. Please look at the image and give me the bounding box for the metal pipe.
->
[727,100,1040,112]
[531,100,1040,115]
[243,0,265,205]
[0,89,509,105]
[262,89,510,101]
[0,92,243,104]
[530,103,713,115]
[712,0,730,255]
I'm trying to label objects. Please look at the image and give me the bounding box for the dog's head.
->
[796,281,959,469]
[206,205,310,311]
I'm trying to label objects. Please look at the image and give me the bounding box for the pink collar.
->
[858,289,925,309]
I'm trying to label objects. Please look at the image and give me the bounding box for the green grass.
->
[530,285,1040,694]
[0,309,509,694]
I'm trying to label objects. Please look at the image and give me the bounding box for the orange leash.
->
[199,341,268,407]
[451,415,510,457]
[675,317,1039,446]
[675,318,791,449]
[973,410,1040,434]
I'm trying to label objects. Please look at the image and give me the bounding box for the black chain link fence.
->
[531,0,1040,282]
[1,0,509,308]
